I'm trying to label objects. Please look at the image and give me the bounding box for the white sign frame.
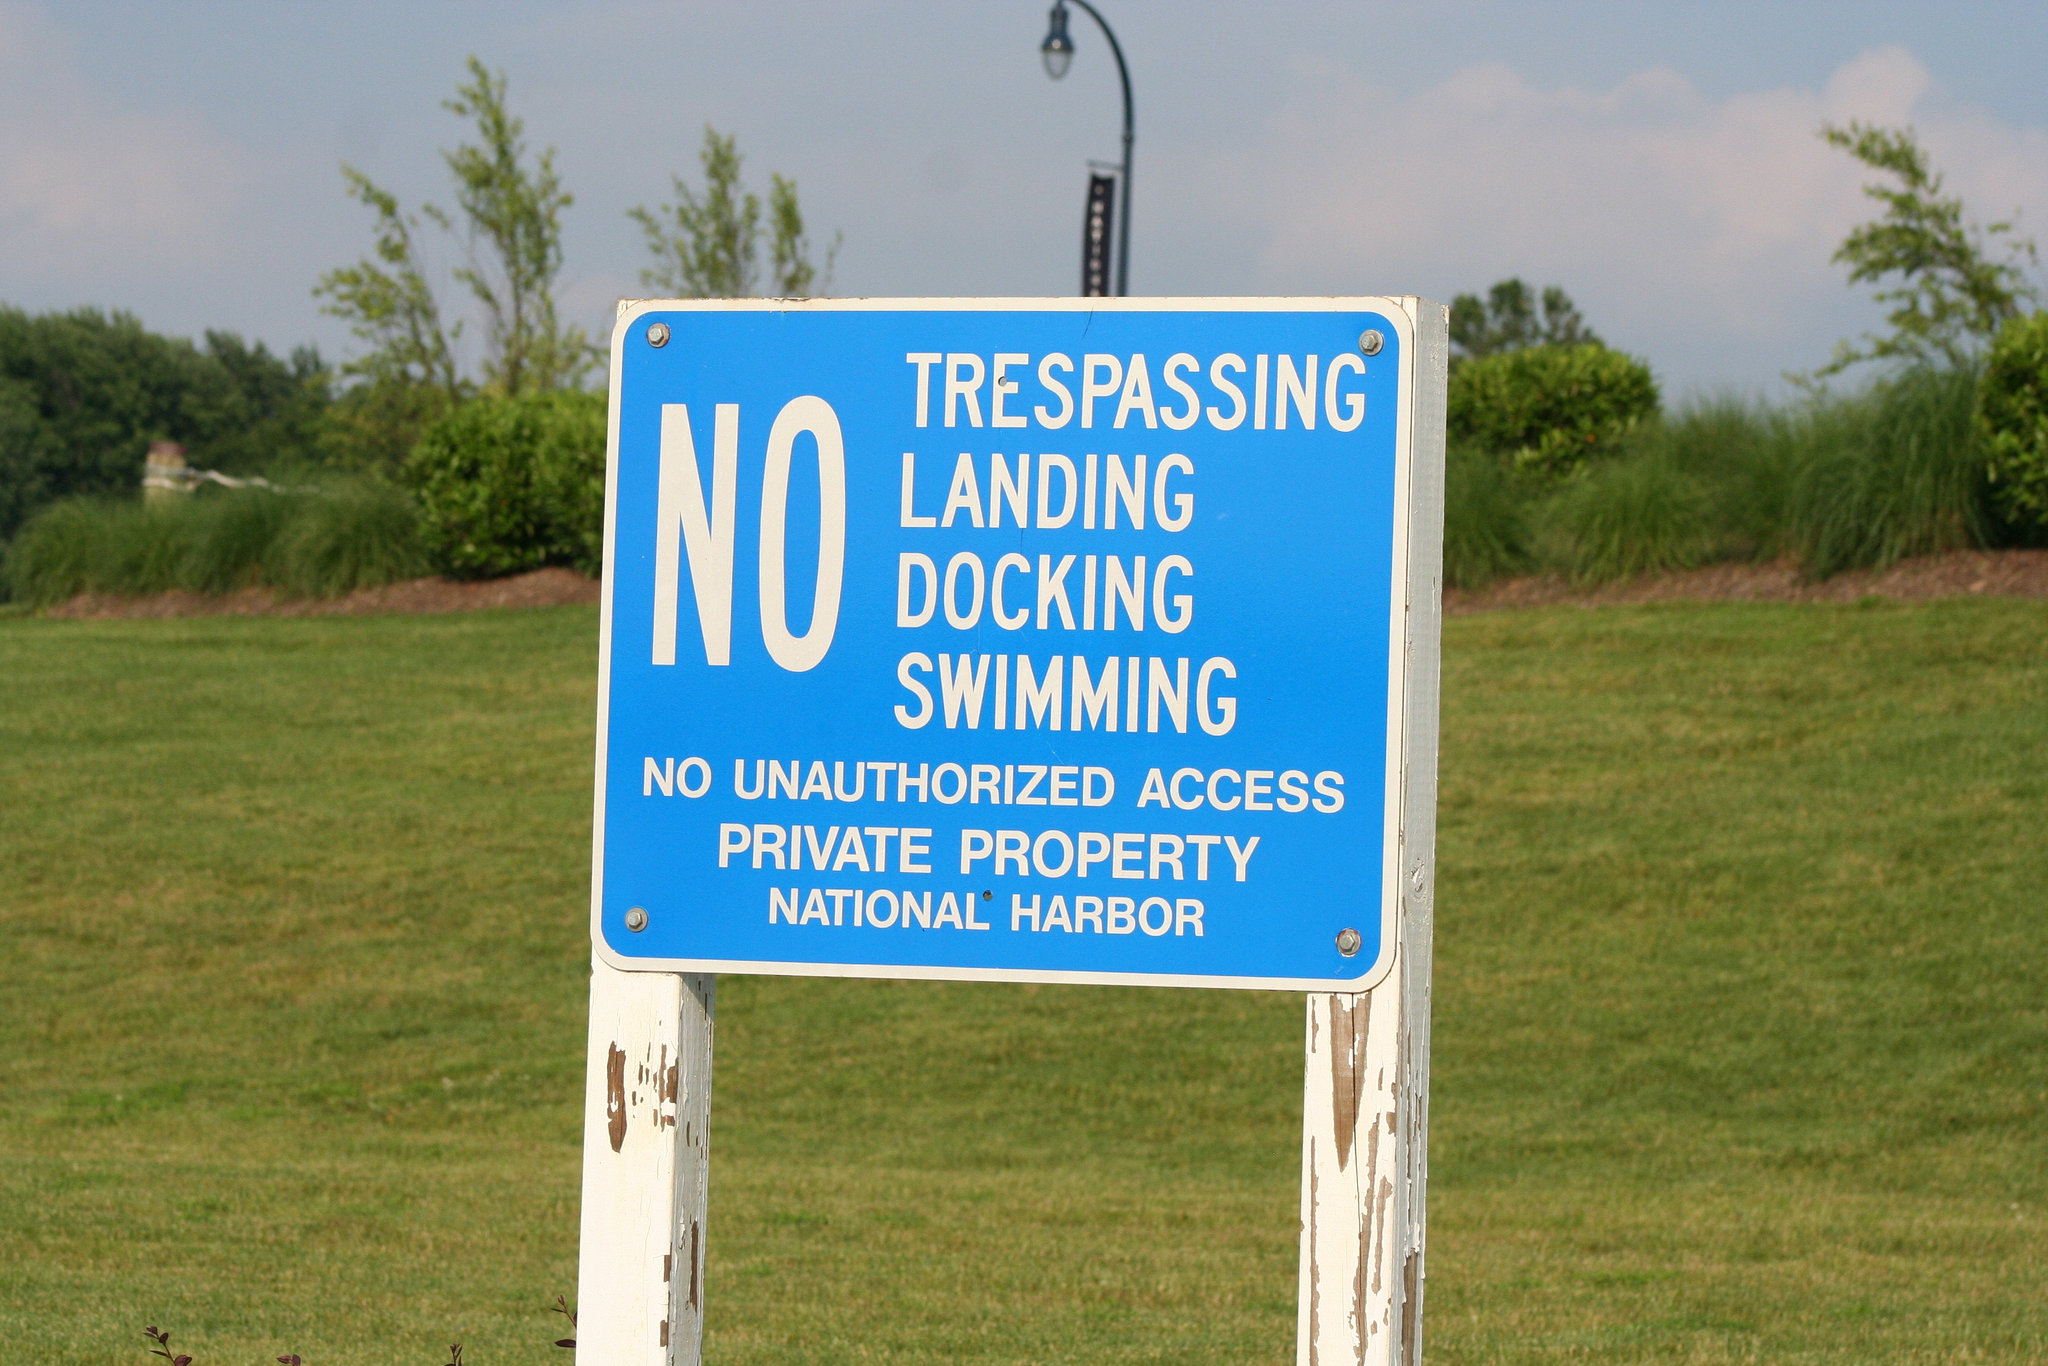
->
[586,295,1444,996]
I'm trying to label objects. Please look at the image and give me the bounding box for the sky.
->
[3,1,2047,397]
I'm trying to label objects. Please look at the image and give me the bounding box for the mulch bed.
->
[1445,548,2048,615]
[43,567,601,620]
[33,550,2048,622]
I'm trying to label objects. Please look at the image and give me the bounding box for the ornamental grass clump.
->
[273,480,427,596]
[1544,449,1713,586]
[1442,445,1533,590]
[0,481,426,607]
[1782,364,1989,577]
[180,486,301,593]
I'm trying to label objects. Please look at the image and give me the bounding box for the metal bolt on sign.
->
[646,322,670,348]
[624,907,649,932]
[1335,927,1363,956]
[1359,328,1384,356]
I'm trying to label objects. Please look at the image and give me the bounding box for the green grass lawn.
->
[2,600,2044,1365]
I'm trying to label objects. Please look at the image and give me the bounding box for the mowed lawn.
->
[1,600,2044,1365]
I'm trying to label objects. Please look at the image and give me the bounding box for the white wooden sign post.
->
[576,297,1446,1364]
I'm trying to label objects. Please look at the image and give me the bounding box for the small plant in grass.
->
[131,1301,569,1362]
[143,1325,192,1366]
[1978,311,2048,539]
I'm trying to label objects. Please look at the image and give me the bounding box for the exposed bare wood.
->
[576,961,715,1365]
[1296,296,1444,1366]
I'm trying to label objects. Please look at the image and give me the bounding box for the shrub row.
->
[2,389,606,605]
[2,482,426,606]
[1440,308,2048,590]
[1443,362,2038,589]
[12,319,2048,604]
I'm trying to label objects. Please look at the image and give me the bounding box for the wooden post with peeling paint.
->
[575,959,714,1365]
[1297,298,1445,1366]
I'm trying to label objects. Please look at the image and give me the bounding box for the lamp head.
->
[1040,2,1074,79]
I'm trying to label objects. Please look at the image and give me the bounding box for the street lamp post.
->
[1040,0,1133,297]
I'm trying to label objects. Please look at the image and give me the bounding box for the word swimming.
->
[895,654,1237,735]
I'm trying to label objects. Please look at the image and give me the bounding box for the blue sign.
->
[592,299,1442,991]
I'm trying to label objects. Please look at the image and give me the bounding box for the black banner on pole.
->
[1082,172,1116,297]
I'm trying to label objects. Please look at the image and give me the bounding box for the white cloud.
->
[1180,46,2048,388]
[0,4,243,285]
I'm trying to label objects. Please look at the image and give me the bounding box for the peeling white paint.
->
[577,961,715,1365]
[1297,297,1443,1366]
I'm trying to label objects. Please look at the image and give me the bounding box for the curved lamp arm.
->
[1042,0,1133,296]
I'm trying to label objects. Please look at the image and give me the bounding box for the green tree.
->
[1449,279,1599,360]
[0,307,330,539]
[630,127,838,298]
[1816,121,2039,377]
[315,57,593,467]
[438,59,591,394]
[314,171,463,400]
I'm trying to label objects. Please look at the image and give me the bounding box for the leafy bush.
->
[1978,312,2048,537]
[1,483,424,607]
[1448,343,1659,479]
[1543,451,1712,586]
[405,390,605,578]
[1442,445,1533,589]
[1784,365,1987,577]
